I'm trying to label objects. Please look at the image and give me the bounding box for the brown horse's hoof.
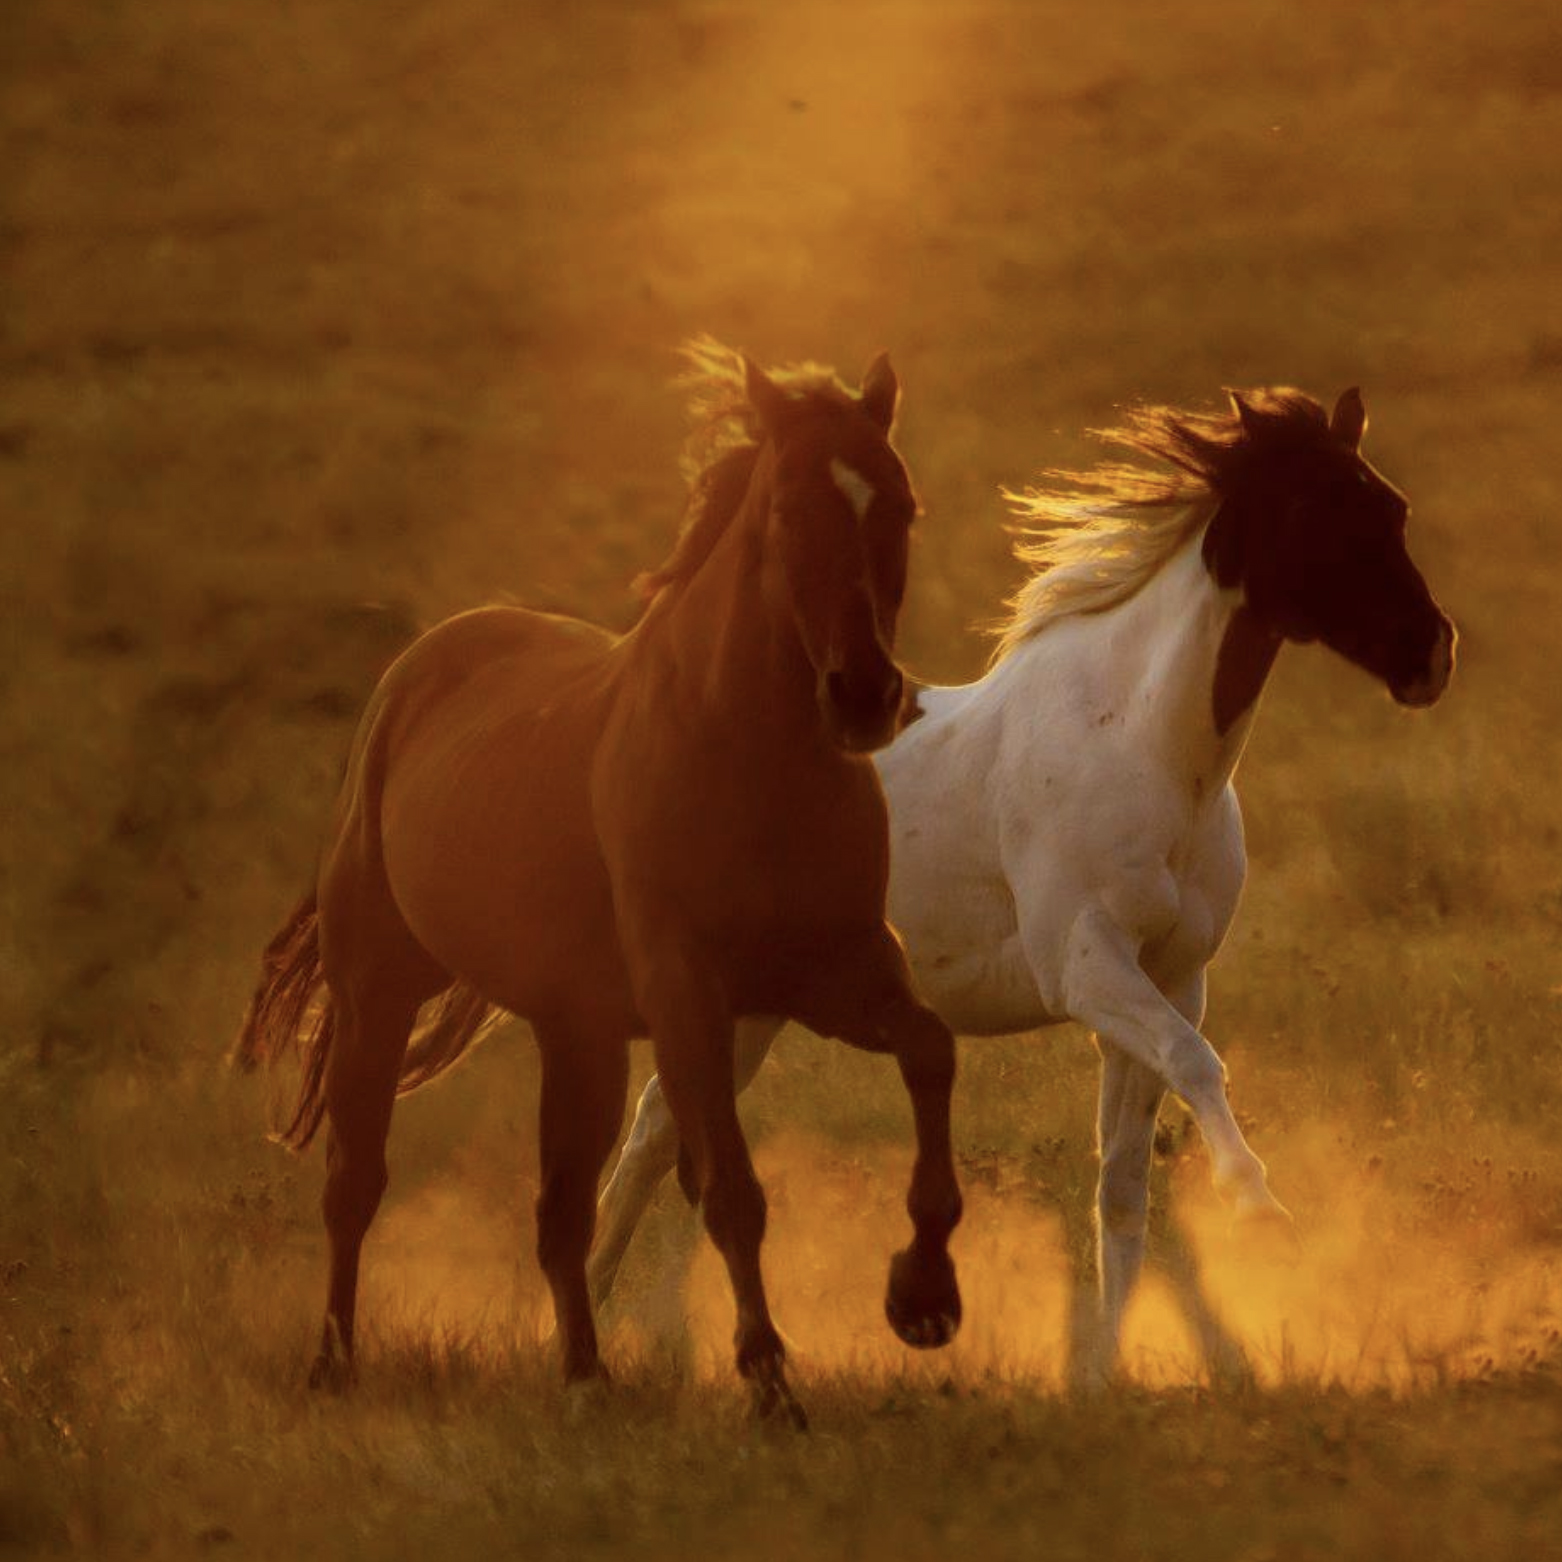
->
[885,1245,962,1350]
[563,1373,613,1425]
[307,1351,354,1393]
[308,1317,355,1393]
[753,1375,810,1433]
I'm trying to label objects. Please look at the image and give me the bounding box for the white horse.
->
[588,385,1456,1378]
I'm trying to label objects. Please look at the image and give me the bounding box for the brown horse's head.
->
[743,354,919,753]
[1203,387,1456,707]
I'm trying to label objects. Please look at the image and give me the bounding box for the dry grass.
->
[5,0,1562,1556]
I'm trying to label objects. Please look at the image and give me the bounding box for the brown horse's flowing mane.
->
[635,336,865,598]
[993,388,1328,659]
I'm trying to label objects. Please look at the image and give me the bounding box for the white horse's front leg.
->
[1062,909,1289,1227]
[1091,970,1206,1375]
[1093,1042,1165,1379]
[588,1015,783,1310]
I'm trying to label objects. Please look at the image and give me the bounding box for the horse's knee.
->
[894,1005,956,1088]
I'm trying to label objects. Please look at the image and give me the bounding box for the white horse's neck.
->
[999,519,1267,796]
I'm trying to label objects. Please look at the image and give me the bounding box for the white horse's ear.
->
[743,356,791,433]
[859,352,900,433]
[1227,389,1265,439]
[1330,385,1367,450]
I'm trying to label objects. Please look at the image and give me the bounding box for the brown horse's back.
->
[334,605,634,1026]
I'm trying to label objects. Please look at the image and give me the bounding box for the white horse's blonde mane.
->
[992,484,1216,660]
[991,392,1334,660]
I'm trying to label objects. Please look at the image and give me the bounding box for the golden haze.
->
[3,0,1562,1557]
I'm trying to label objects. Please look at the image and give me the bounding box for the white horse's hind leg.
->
[588,1074,679,1311]
[588,1014,783,1310]
[1060,908,1290,1228]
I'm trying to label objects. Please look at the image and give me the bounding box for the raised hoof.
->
[885,1246,962,1351]
[1235,1197,1302,1264]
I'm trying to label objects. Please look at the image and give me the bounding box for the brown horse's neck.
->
[637,451,821,748]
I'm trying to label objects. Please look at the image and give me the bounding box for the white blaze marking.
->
[829,459,875,522]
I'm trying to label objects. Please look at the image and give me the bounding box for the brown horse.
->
[236,341,963,1424]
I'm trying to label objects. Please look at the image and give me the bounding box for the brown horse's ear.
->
[1330,385,1367,450]
[1227,389,1265,440]
[859,352,900,433]
[743,356,791,434]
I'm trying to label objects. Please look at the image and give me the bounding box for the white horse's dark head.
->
[1202,387,1455,707]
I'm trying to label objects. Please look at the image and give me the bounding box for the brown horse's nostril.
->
[826,666,902,723]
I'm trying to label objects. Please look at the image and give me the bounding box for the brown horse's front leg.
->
[884,1000,963,1348]
[628,934,807,1429]
[792,931,964,1350]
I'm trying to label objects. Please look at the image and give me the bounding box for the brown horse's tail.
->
[397,984,506,1094]
[232,891,335,1150]
[234,892,505,1152]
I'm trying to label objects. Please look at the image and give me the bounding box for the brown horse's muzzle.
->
[819,660,905,754]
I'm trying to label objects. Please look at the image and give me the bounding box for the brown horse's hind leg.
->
[310,980,425,1390]
[534,1024,628,1386]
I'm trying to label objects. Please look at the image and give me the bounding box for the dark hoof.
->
[753,1376,810,1433]
[307,1351,354,1394]
[885,1246,962,1350]
[563,1373,613,1424]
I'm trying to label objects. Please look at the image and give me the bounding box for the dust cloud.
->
[355,1118,1560,1393]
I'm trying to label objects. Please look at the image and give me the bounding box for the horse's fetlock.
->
[735,1325,786,1380]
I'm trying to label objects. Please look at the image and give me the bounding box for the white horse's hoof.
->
[1067,1349,1119,1399]
[1233,1196,1300,1262]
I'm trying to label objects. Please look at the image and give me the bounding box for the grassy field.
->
[5,0,1562,1555]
